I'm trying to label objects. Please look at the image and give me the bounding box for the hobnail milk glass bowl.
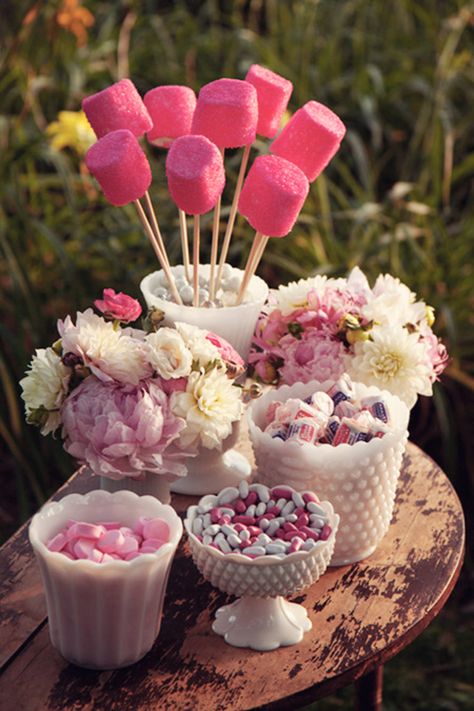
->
[248,379,409,566]
[29,489,182,669]
[184,485,339,651]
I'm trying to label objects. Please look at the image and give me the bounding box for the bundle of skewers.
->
[83,66,346,308]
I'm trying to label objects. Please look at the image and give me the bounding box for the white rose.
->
[20,348,70,435]
[146,328,193,379]
[58,309,151,385]
[171,368,242,450]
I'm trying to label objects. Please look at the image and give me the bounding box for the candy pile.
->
[46,517,170,563]
[191,482,332,558]
[152,263,242,307]
[264,376,391,446]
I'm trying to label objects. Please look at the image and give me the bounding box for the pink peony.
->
[94,288,142,323]
[278,331,346,385]
[205,331,245,375]
[61,376,188,480]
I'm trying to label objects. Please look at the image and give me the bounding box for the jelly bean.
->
[265,543,286,555]
[283,522,298,532]
[220,524,236,537]
[306,502,327,517]
[292,491,305,508]
[234,500,247,514]
[281,501,295,516]
[303,491,319,504]
[255,502,267,517]
[301,526,320,541]
[320,524,332,541]
[238,480,249,499]
[258,518,270,530]
[246,504,257,517]
[289,537,304,553]
[217,538,232,553]
[286,513,298,523]
[227,534,241,548]
[250,484,270,503]
[302,539,316,551]
[244,492,258,507]
[217,487,239,505]
[248,526,261,537]
[203,524,221,536]
[233,515,256,525]
[296,513,310,528]
[242,546,266,556]
[271,487,293,500]
[192,518,203,536]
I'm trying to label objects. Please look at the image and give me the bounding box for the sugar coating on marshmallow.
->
[82,79,152,139]
[145,85,197,148]
[166,134,225,214]
[245,64,293,138]
[270,100,346,182]
[191,78,258,148]
[85,129,152,207]
[238,154,309,237]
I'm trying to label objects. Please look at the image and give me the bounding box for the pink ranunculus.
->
[94,288,142,323]
[422,331,450,380]
[278,331,346,385]
[61,376,189,480]
[206,332,245,374]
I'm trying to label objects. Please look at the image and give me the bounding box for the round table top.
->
[0,440,465,711]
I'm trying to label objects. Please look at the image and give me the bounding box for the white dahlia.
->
[345,326,433,408]
[58,309,151,385]
[146,328,193,379]
[364,274,426,328]
[20,348,70,434]
[174,322,221,368]
[171,368,242,450]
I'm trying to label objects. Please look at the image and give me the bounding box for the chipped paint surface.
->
[0,442,465,711]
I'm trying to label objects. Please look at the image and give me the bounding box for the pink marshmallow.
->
[82,79,152,138]
[191,78,258,148]
[47,532,67,552]
[67,522,105,540]
[238,155,309,237]
[142,518,170,542]
[270,100,346,181]
[145,85,197,147]
[166,135,225,214]
[85,129,152,206]
[245,64,293,138]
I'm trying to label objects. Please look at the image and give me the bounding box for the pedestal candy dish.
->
[248,379,409,566]
[140,263,269,360]
[185,483,339,651]
[29,490,182,669]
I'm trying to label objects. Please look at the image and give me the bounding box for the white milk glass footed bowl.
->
[248,380,409,566]
[29,490,182,670]
[140,263,269,360]
[185,486,339,652]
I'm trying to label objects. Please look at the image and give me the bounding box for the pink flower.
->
[94,288,142,323]
[278,331,346,385]
[421,331,449,381]
[61,376,188,480]
[206,331,245,375]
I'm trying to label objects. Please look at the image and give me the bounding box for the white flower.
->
[171,368,242,449]
[146,328,193,379]
[345,326,433,408]
[276,274,347,315]
[174,322,221,368]
[20,348,70,435]
[364,274,425,328]
[58,309,151,385]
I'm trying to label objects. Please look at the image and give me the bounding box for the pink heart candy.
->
[142,518,170,542]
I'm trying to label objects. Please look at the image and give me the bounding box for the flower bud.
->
[346,328,370,345]
[426,305,435,327]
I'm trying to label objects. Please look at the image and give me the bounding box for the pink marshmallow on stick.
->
[166,135,225,306]
[85,129,182,304]
[236,154,309,305]
[144,85,197,282]
[191,78,258,298]
[270,100,346,182]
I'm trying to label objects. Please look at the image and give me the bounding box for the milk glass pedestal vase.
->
[29,490,182,669]
[185,490,339,651]
[100,471,173,505]
[248,380,410,566]
[140,264,269,360]
[170,421,251,495]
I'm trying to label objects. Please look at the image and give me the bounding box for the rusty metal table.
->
[0,440,465,711]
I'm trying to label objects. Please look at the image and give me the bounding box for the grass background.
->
[0,1,473,707]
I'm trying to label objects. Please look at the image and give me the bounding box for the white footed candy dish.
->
[184,482,339,651]
[248,379,409,566]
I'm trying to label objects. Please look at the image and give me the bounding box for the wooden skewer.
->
[236,232,269,305]
[178,209,191,282]
[215,142,252,292]
[134,199,183,305]
[193,214,200,307]
[143,191,171,270]
[209,194,221,302]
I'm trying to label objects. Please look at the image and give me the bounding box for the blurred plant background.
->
[0,0,473,707]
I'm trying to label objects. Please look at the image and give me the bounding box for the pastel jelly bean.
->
[82,78,152,139]
[270,100,346,181]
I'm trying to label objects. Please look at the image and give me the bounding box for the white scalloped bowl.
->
[184,484,339,651]
[29,489,182,669]
[248,379,409,566]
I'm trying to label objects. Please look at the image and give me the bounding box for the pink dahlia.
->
[61,376,187,480]
[278,331,346,385]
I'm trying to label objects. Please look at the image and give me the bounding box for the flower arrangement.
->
[249,267,448,408]
[20,289,245,481]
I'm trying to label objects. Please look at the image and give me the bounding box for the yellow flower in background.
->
[46,111,96,155]
[56,0,94,47]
